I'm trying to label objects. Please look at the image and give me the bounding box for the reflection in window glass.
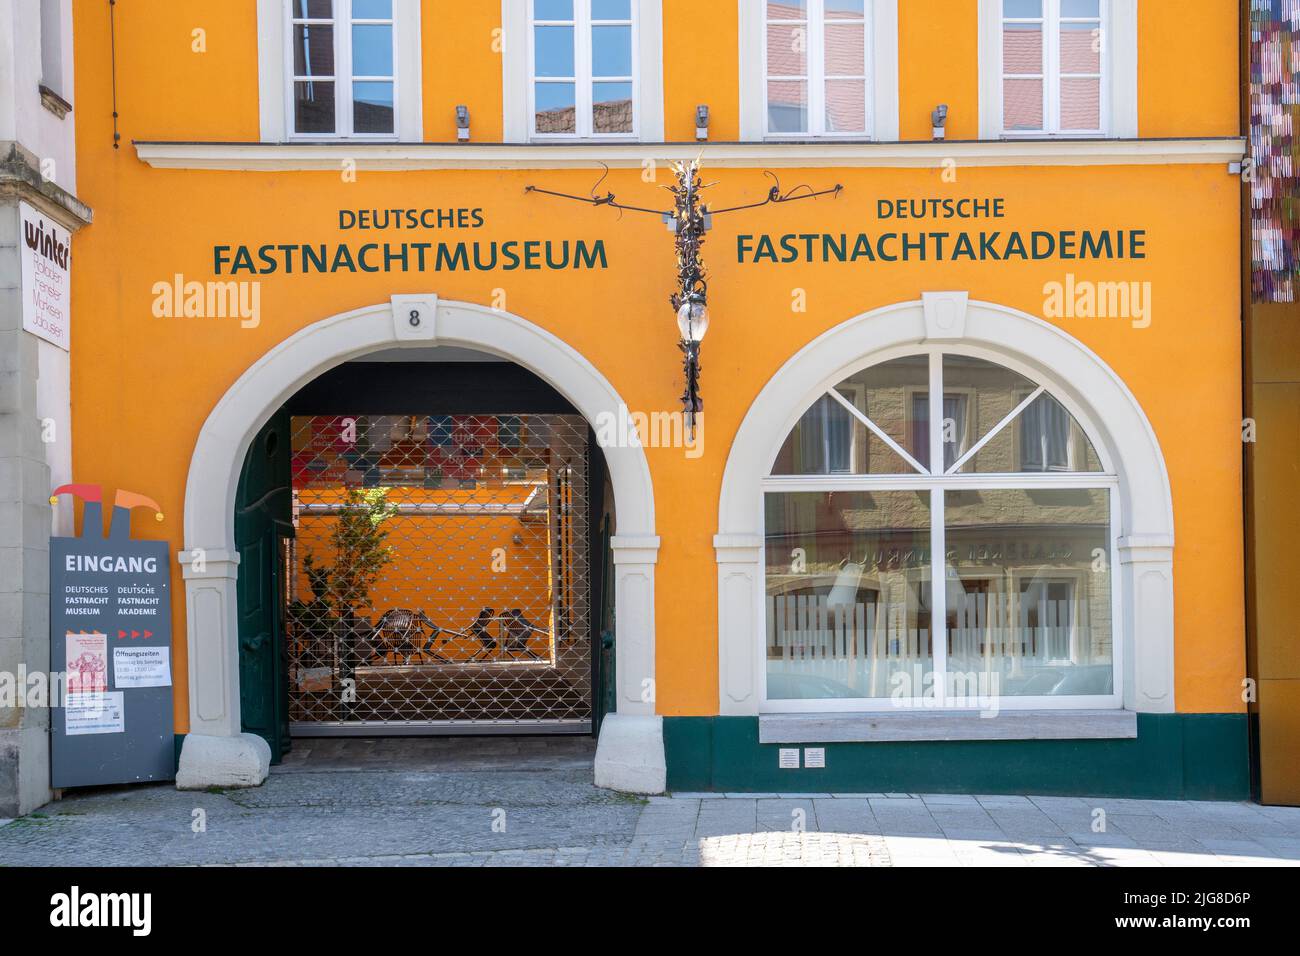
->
[290,0,394,136]
[764,350,1116,706]
[351,24,393,75]
[771,356,929,475]
[534,25,575,76]
[535,0,573,19]
[765,491,932,700]
[944,488,1112,697]
[958,392,1102,474]
[592,25,632,75]
[293,24,335,77]
[767,81,808,133]
[765,0,869,136]
[942,355,1035,467]
[294,80,336,133]
[353,81,394,133]
[535,82,577,133]
[532,0,635,137]
[593,82,633,133]
[1002,0,1104,134]
[352,0,391,18]
[772,394,861,475]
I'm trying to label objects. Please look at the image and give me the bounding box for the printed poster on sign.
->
[113,646,172,689]
[19,201,71,351]
[64,692,125,736]
[65,631,107,693]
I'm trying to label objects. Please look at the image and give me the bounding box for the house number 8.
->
[408,309,421,327]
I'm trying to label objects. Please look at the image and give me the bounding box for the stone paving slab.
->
[2,740,1300,867]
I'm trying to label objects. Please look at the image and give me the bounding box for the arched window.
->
[763,349,1119,711]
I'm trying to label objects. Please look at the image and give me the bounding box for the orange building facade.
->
[53,0,1249,797]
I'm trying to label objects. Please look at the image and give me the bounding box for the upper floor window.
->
[288,0,397,137]
[980,0,1135,138]
[1001,0,1102,134]
[739,0,897,141]
[530,0,637,138]
[765,0,871,137]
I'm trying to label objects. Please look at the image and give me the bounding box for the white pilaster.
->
[715,534,763,716]
[608,534,659,714]
[1118,535,1176,713]
[178,548,242,738]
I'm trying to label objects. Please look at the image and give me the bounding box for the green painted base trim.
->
[664,713,1249,800]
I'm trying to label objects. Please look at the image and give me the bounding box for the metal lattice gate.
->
[284,413,592,733]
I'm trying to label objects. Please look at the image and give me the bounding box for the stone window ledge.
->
[758,710,1138,744]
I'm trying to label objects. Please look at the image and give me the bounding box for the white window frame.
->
[759,345,1123,713]
[740,0,898,141]
[762,0,872,138]
[529,0,637,140]
[257,0,422,142]
[503,0,664,143]
[978,0,1137,139]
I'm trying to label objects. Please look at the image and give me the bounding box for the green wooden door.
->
[235,410,292,761]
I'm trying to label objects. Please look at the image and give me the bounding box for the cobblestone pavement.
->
[2,738,1299,866]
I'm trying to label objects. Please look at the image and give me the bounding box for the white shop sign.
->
[19,200,72,351]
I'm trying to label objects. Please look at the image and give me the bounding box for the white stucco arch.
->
[714,293,1175,719]
[176,296,664,792]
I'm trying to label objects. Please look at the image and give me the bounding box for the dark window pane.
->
[292,0,333,19]
[294,80,336,133]
[293,23,335,77]
[352,80,394,133]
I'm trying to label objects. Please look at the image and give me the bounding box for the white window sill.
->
[133,138,1246,171]
[758,709,1137,744]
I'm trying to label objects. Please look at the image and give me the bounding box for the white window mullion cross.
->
[286,0,396,139]
[764,0,871,138]
[337,0,352,136]
[529,0,637,140]
[576,0,593,136]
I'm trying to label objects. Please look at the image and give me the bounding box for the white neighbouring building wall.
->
[0,0,90,817]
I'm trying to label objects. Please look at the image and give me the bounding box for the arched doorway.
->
[175,297,664,793]
[714,293,1176,718]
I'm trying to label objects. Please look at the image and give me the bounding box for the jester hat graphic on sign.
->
[50,484,163,540]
